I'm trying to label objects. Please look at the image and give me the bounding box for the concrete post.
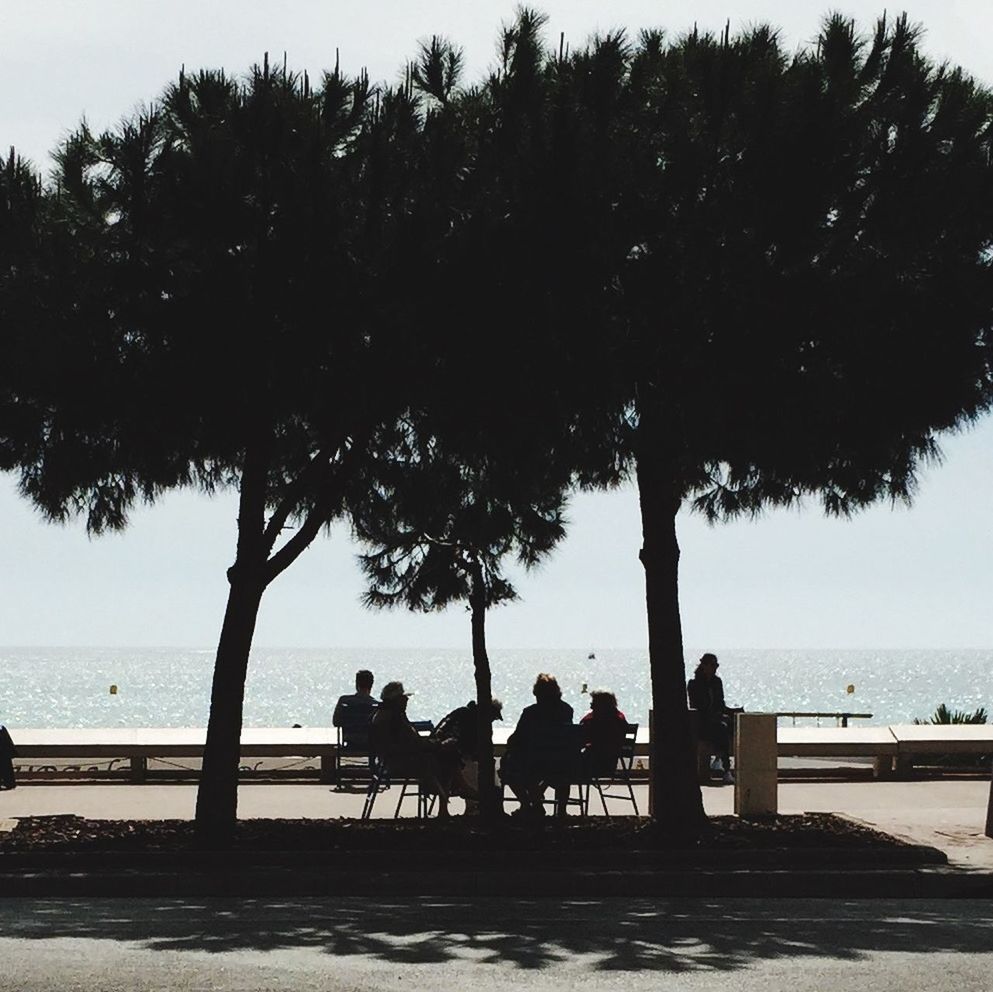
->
[734,713,777,817]
[985,759,993,839]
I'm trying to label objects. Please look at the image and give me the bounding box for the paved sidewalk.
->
[2,779,991,871]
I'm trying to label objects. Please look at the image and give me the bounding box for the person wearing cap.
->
[432,698,503,804]
[370,681,467,816]
[687,653,735,784]
[500,673,578,818]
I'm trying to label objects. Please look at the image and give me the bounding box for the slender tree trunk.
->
[194,442,269,848]
[635,450,707,837]
[194,573,265,847]
[469,569,499,823]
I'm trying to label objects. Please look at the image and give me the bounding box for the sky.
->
[1,0,992,650]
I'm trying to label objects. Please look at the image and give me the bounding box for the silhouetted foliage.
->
[5,57,459,846]
[353,417,569,821]
[5,11,993,844]
[915,704,988,725]
[541,13,993,833]
[0,149,46,472]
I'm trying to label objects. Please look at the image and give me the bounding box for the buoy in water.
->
[109,684,118,695]
[846,684,855,694]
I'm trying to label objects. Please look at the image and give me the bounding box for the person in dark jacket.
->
[579,690,628,779]
[500,673,577,817]
[432,698,503,808]
[370,681,469,816]
[332,669,379,753]
[0,724,16,790]
[687,653,734,783]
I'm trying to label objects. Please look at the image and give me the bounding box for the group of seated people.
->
[332,669,631,818]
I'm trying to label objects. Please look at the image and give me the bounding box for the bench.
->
[8,723,989,786]
[777,726,898,777]
[10,727,339,783]
[888,724,993,774]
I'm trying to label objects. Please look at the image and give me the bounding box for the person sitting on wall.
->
[0,723,16,790]
[500,673,578,818]
[687,652,735,784]
[579,690,628,780]
[332,669,379,751]
[370,681,470,817]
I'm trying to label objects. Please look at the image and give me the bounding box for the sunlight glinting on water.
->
[1,647,990,729]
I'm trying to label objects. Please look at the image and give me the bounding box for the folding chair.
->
[359,720,437,819]
[587,722,639,818]
[333,701,377,790]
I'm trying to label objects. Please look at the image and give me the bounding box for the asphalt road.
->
[0,897,991,991]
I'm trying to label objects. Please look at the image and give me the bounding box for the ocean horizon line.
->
[3,644,992,653]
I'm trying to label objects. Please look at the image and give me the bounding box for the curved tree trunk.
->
[194,442,269,849]
[469,571,499,823]
[194,573,265,847]
[635,450,707,837]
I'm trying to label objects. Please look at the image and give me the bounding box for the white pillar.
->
[734,713,777,817]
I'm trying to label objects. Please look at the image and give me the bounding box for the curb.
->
[0,865,990,899]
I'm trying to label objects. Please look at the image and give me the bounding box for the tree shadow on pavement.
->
[2,898,993,973]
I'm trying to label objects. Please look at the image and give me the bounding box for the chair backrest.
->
[618,723,638,771]
[337,701,377,751]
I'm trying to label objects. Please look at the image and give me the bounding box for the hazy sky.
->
[1,1,992,650]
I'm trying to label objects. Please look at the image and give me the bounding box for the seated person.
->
[0,723,16,790]
[332,669,378,751]
[687,652,735,784]
[579,690,628,779]
[500,673,578,818]
[370,681,470,817]
[432,697,503,797]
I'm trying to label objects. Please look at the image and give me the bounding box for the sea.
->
[1,647,990,730]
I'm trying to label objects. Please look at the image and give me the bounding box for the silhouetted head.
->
[355,669,374,693]
[466,698,503,721]
[589,690,618,716]
[695,654,719,679]
[380,681,410,709]
[533,673,562,703]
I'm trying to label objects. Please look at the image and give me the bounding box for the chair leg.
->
[361,775,379,820]
[394,779,410,818]
[595,779,611,818]
[627,778,639,816]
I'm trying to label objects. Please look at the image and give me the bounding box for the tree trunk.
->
[194,573,265,847]
[469,571,499,823]
[194,442,269,849]
[635,451,707,837]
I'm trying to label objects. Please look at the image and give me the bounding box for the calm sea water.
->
[1,647,989,730]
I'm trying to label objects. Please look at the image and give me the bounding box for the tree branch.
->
[262,431,370,585]
[259,445,335,559]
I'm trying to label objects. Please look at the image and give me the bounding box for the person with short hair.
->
[332,669,378,752]
[687,653,734,783]
[500,673,577,818]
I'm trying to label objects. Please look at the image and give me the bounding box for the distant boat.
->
[587,652,595,660]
